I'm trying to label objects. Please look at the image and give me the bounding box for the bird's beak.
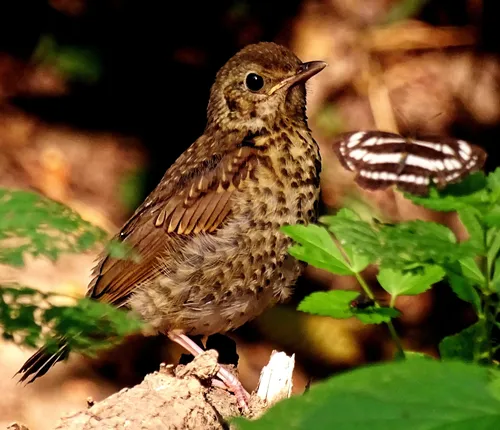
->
[268,61,327,96]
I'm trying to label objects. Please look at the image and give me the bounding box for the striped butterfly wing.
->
[333,131,487,196]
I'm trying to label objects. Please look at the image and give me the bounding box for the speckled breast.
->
[189,126,321,334]
[130,126,321,336]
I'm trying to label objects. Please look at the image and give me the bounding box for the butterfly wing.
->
[332,131,487,196]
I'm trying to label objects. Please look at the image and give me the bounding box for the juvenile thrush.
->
[17,42,326,406]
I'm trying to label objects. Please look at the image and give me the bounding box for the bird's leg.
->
[168,332,250,409]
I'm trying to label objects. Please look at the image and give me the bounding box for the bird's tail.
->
[16,341,69,384]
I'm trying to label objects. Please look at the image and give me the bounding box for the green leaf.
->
[489,374,500,403]
[320,209,476,271]
[484,207,500,228]
[44,298,143,356]
[0,188,107,267]
[446,264,482,312]
[439,322,486,362]
[341,246,371,273]
[404,351,434,360]
[377,266,445,297]
[352,306,400,324]
[458,257,486,287]
[458,207,485,252]
[282,225,354,275]
[1,284,143,355]
[298,291,399,324]
[321,209,381,266]
[379,221,476,269]
[297,291,358,319]
[406,172,490,212]
[233,359,500,430]
[491,257,500,293]
[487,168,500,196]
[487,228,500,278]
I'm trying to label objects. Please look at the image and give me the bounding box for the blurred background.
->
[1,0,499,428]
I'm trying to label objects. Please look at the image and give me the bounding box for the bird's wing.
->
[87,133,263,307]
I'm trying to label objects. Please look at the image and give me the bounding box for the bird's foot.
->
[213,365,250,410]
[168,331,250,411]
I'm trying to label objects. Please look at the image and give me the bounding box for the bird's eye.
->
[245,73,264,92]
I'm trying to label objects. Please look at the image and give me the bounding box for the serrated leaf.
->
[379,221,476,269]
[46,298,143,356]
[283,225,354,275]
[377,266,445,297]
[321,209,381,266]
[298,290,399,324]
[233,359,500,430]
[287,244,353,276]
[1,283,143,355]
[446,266,481,312]
[487,168,500,195]
[458,257,486,287]
[406,172,490,212]
[297,290,358,319]
[439,322,486,362]
[0,188,107,267]
[341,246,372,273]
[282,224,341,258]
[445,172,489,195]
[458,207,485,252]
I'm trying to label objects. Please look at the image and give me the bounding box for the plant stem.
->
[484,232,495,364]
[354,272,375,300]
[390,295,397,308]
[387,322,405,358]
[483,294,494,365]
[354,272,405,359]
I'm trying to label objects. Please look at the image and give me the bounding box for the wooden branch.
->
[8,349,296,429]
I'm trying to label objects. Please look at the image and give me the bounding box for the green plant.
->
[32,34,102,84]
[234,169,500,429]
[0,188,142,358]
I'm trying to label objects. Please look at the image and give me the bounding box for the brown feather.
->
[87,130,259,307]
[205,191,233,232]
[209,196,233,233]
[178,198,203,234]
[193,193,225,233]
[167,201,188,233]
[184,194,214,234]
[89,229,168,305]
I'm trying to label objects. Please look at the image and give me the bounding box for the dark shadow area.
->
[3,0,303,199]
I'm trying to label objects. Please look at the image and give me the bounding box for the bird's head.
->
[207,42,326,132]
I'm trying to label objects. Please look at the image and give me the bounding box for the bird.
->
[17,42,327,407]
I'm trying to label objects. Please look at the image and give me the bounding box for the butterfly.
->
[332,131,487,196]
